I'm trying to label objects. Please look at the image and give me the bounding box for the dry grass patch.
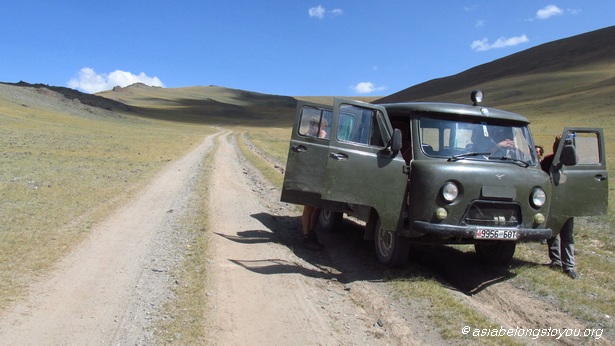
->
[235,130,286,189]
[511,233,615,327]
[244,127,291,165]
[0,104,212,310]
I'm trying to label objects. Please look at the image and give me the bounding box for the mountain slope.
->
[375,25,615,105]
[98,84,297,125]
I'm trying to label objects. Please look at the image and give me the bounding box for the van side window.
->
[298,106,331,140]
[569,132,601,165]
[337,104,386,147]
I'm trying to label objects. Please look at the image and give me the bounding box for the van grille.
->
[463,201,521,227]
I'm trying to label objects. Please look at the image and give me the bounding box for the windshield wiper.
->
[449,152,530,167]
[488,155,530,167]
[448,152,492,162]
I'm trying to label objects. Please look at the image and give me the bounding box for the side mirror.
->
[560,144,578,166]
[390,128,402,154]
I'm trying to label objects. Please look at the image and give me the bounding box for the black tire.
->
[374,219,410,267]
[474,242,516,266]
[318,209,343,233]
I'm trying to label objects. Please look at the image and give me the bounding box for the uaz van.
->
[281,91,608,267]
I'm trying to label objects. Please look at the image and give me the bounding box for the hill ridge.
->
[376,25,615,103]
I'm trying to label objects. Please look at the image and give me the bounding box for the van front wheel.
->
[374,220,410,267]
[474,242,516,266]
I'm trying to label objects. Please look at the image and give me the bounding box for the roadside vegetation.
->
[0,87,213,310]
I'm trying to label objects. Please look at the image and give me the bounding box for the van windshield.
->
[419,115,538,165]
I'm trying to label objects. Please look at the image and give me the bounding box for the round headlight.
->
[530,188,546,208]
[442,182,459,202]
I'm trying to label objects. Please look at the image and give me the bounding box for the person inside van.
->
[306,116,327,139]
[493,128,515,151]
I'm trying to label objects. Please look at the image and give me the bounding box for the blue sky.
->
[1,1,613,96]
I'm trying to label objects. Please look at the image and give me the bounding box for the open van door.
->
[322,98,408,231]
[280,101,332,208]
[546,128,608,232]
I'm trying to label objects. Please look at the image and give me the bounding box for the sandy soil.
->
[0,130,607,345]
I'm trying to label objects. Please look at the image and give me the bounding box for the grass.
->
[0,99,213,310]
[235,129,287,189]
[512,239,615,325]
[242,126,291,166]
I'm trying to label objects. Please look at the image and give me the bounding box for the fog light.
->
[534,213,545,224]
[435,208,448,220]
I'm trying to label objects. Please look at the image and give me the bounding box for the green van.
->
[281,91,608,267]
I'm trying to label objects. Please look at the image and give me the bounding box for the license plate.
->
[474,228,518,240]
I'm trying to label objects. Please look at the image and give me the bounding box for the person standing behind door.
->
[541,134,577,279]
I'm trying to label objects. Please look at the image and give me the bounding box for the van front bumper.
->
[411,221,552,240]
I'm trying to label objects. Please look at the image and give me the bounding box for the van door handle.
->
[291,145,307,153]
[329,152,348,161]
[595,174,607,181]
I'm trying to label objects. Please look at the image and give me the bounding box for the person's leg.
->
[309,208,321,232]
[302,206,323,250]
[560,218,576,278]
[302,206,314,235]
[547,235,562,267]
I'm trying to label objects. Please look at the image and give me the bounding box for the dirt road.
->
[0,130,605,345]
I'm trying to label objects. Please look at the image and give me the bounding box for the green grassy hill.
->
[375,25,615,106]
[97,83,298,126]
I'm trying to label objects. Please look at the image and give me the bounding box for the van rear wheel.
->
[374,219,410,267]
[474,242,516,266]
[318,209,342,233]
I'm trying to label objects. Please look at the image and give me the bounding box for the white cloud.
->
[536,5,563,19]
[67,67,164,93]
[309,5,326,18]
[308,5,343,19]
[350,82,387,94]
[471,34,529,52]
[475,19,485,28]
